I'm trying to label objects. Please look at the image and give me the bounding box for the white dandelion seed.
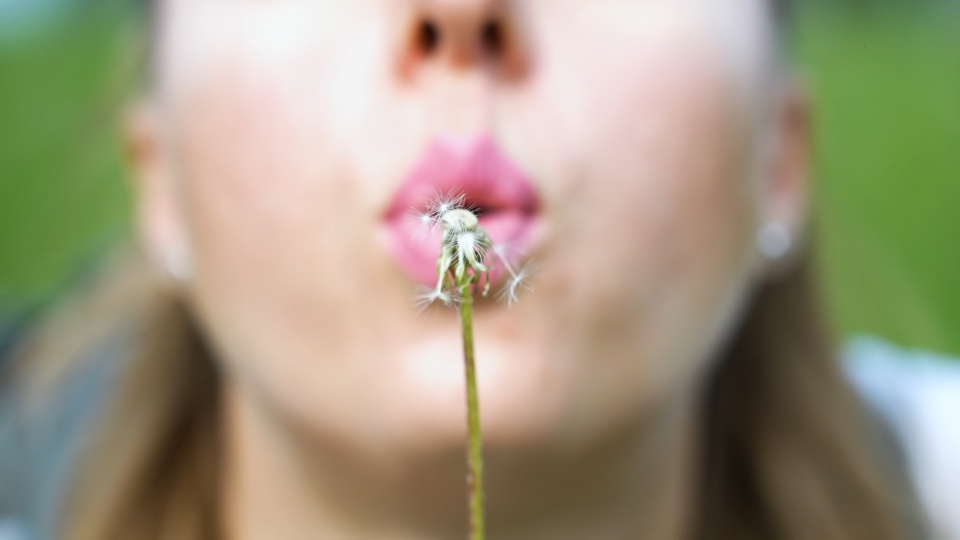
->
[407,207,439,240]
[489,244,534,306]
[430,190,466,221]
[499,262,534,307]
[414,286,453,311]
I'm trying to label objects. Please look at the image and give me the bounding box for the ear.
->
[758,78,812,270]
[125,100,192,281]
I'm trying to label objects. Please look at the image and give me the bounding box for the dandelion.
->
[412,193,533,540]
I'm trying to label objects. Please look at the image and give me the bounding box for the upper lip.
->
[384,135,540,223]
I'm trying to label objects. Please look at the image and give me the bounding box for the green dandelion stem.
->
[459,279,486,540]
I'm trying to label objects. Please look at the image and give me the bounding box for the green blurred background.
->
[1,0,958,354]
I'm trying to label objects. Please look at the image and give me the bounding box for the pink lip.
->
[384,136,540,286]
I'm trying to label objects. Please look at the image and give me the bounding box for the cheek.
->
[525,10,760,422]
[158,9,445,447]
[563,47,754,305]
[160,3,411,326]
[163,19,401,399]
[158,1,388,307]
[523,3,761,311]
[176,58,356,301]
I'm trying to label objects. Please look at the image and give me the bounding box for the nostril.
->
[417,19,440,56]
[481,19,504,57]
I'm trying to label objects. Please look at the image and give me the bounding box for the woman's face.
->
[137,0,800,461]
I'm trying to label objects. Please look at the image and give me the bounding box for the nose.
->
[399,0,528,77]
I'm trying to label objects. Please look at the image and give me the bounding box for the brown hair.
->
[15,252,221,540]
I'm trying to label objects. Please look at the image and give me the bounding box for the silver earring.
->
[756,222,792,260]
[166,245,194,283]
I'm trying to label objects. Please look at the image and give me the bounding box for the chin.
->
[388,330,567,454]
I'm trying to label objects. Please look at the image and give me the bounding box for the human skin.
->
[128,0,809,538]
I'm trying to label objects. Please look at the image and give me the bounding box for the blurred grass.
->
[0,4,134,309]
[798,4,960,354]
[0,3,958,354]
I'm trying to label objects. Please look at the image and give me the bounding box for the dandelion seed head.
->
[441,208,479,234]
[410,201,527,311]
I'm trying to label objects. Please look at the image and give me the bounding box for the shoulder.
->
[843,336,960,540]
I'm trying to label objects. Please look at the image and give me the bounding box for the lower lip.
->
[385,210,537,287]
